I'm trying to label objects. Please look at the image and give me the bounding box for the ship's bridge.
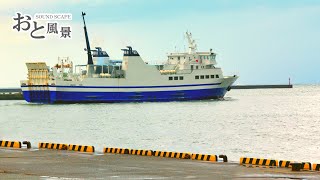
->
[167,51,216,66]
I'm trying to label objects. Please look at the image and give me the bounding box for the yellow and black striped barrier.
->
[130,149,153,156]
[279,160,292,168]
[279,160,311,170]
[191,153,217,162]
[301,162,312,170]
[68,144,95,153]
[103,147,130,154]
[153,151,191,159]
[38,142,68,150]
[0,140,21,148]
[240,157,278,167]
[313,164,320,171]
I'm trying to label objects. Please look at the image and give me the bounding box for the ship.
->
[20,12,238,103]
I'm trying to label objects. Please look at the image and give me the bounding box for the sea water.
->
[0,85,319,162]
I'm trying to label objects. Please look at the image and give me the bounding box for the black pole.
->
[82,12,93,65]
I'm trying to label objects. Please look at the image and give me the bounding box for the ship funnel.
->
[82,12,93,65]
[91,47,110,65]
[121,46,140,56]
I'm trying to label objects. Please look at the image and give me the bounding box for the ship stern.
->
[20,62,52,103]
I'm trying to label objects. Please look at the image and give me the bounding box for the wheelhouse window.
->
[200,75,204,79]
[195,75,199,79]
[211,75,215,78]
[179,76,183,80]
[174,76,178,80]
[216,75,219,78]
[205,75,209,79]
[169,77,173,80]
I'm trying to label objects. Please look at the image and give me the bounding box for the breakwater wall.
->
[231,84,293,89]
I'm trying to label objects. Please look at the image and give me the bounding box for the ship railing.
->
[159,70,176,75]
[99,73,111,78]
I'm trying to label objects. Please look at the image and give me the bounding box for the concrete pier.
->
[0,93,23,100]
[0,88,23,100]
[0,149,319,179]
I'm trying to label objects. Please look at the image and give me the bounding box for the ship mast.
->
[82,12,93,65]
[186,32,197,54]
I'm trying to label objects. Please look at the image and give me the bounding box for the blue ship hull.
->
[21,87,228,103]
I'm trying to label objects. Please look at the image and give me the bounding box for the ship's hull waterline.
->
[21,83,231,103]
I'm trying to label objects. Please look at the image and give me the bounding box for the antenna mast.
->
[186,32,197,54]
[82,12,93,65]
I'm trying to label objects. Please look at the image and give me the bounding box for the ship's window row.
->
[195,75,219,79]
[169,55,215,61]
[200,55,215,60]
[169,76,184,80]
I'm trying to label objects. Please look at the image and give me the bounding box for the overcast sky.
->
[1,0,320,87]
